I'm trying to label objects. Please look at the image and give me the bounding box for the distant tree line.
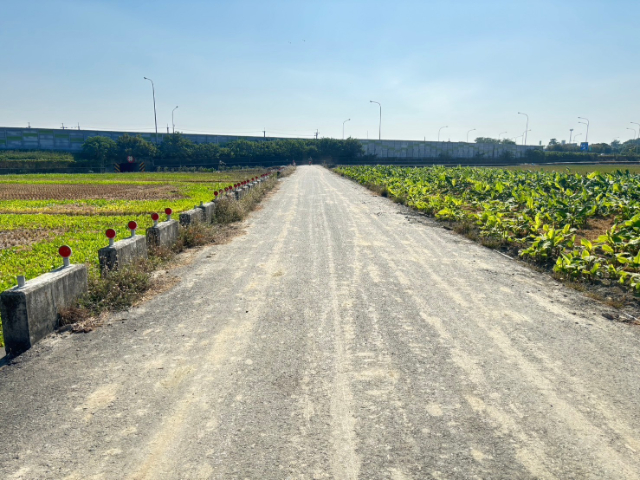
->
[546,138,640,155]
[81,133,365,166]
[474,137,516,145]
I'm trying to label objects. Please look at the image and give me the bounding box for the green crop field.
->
[502,163,640,174]
[337,165,640,295]
[0,170,265,347]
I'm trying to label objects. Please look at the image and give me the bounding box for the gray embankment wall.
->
[179,208,204,226]
[1,174,274,357]
[0,265,88,356]
[146,220,179,249]
[98,235,148,273]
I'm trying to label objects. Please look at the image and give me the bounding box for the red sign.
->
[127,155,135,163]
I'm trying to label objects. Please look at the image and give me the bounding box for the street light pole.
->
[370,101,381,140]
[578,120,589,144]
[578,116,590,142]
[498,131,507,140]
[631,122,640,140]
[342,118,351,140]
[569,128,574,144]
[143,77,159,145]
[172,106,179,134]
[627,127,637,140]
[517,112,529,145]
[466,128,476,143]
[574,133,582,143]
[438,126,448,142]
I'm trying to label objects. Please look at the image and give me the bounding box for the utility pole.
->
[263,129,266,138]
[569,128,574,143]
[77,123,80,130]
[61,123,65,130]
[315,130,319,140]
[167,124,170,134]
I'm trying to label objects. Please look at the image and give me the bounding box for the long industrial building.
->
[0,126,539,159]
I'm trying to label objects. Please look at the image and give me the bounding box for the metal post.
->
[518,112,529,145]
[578,117,589,143]
[342,118,350,139]
[144,77,159,144]
[370,101,381,140]
[438,126,448,142]
[631,122,640,140]
[627,127,637,140]
[172,106,179,133]
[466,129,476,143]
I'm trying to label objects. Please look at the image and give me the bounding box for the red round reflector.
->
[151,213,159,221]
[128,221,138,230]
[214,191,218,196]
[165,207,173,215]
[59,245,72,258]
[105,229,116,239]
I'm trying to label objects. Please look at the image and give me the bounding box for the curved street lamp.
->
[518,112,529,145]
[573,133,582,144]
[498,131,507,140]
[143,77,159,145]
[631,122,640,140]
[342,118,351,140]
[438,126,448,142]
[172,106,179,134]
[627,127,637,140]
[370,101,381,140]
[578,116,590,142]
[466,128,476,143]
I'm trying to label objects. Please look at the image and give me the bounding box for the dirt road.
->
[1,165,640,479]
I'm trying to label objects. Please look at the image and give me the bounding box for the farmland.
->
[337,165,640,296]
[0,170,265,346]
[503,163,640,174]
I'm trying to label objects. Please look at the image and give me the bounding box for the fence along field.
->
[337,165,640,297]
[0,170,265,347]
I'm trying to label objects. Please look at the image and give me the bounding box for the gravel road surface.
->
[1,165,640,479]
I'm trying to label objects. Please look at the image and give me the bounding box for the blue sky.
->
[1,0,638,145]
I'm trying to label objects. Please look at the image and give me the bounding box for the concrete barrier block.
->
[146,220,179,249]
[1,264,88,356]
[197,202,215,223]
[98,235,148,273]
[179,208,204,226]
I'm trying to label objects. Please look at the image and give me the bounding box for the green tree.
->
[475,137,516,145]
[589,143,612,154]
[159,133,195,160]
[116,134,157,160]
[82,136,117,171]
[193,143,222,162]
